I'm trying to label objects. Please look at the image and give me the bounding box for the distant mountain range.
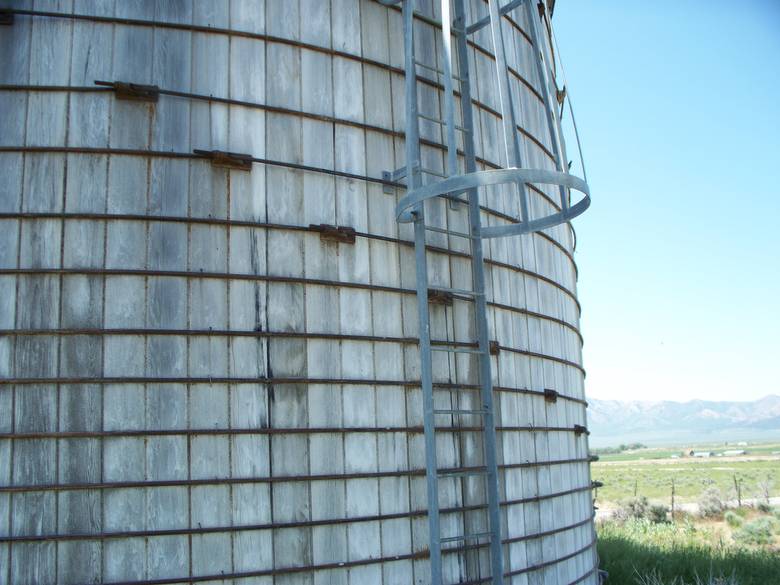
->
[586,395,780,448]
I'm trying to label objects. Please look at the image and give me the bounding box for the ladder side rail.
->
[524,0,569,211]
[404,2,442,583]
[454,1,505,583]
[442,7,481,581]
[486,0,530,224]
[439,0,459,178]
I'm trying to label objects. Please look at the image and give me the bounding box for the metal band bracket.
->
[310,224,357,245]
[193,149,253,172]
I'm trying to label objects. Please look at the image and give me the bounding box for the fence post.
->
[671,479,676,522]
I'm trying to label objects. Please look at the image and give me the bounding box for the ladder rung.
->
[438,467,488,478]
[416,112,468,132]
[409,10,466,35]
[419,167,447,178]
[440,531,493,544]
[428,286,482,298]
[433,409,488,415]
[413,59,465,82]
[412,10,442,28]
[431,345,485,355]
[424,225,474,239]
[465,0,525,35]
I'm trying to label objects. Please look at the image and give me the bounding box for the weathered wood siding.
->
[0,1,596,583]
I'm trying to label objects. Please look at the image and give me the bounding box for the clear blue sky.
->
[553,1,780,402]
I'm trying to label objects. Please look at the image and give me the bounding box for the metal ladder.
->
[387,1,592,583]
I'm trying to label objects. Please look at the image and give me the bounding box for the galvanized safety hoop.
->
[395,167,591,237]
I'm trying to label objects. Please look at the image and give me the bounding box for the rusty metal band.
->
[0,336,583,378]
[0,485,594,543]
[447,538,598,585]
[98,552,429,585]
[3,7,547,122]
[452,514,594,563]
[0,375,587,405]
[0,456,591,494]
[0,268,584,353]
[0,259,580,327]
[0,423,586,440]
[505,538,597,578]
[0,336,582,379]
[0,535,598,585]
[2,9,581,252]
[504,515,593,546]
[0,144,577,267]
[0,319,581,349]
[0,85,571,248]
[0,208,579,311]
[0,80,556,185]
[500,385,585,406]
[570,566,600,585]
[0,141,571,261]
[0,142,576,271]
[0,208,580,309]
[0,144,399,187]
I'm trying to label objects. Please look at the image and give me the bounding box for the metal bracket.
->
[556,86,567,105]
[193,149,253,172]
[0,10,14,25]
[95,80,159,103]
[543,388,558,403]
[574,424,588,435]
[427,289,454,306]
[382,161,418,194]
[592,480,604,489]
[309,224,356,245]
[589,454,600,462]
[488,340,500,356]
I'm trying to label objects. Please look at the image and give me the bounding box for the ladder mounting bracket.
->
[556,86,567,105]
[0,10,14,25]
[382,162,419,194]
[427,289,454,306]
[543,388,559,403]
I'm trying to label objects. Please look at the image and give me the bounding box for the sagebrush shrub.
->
[648,504,669,524]
[724,510,743,528]
[614,496,650,521]
[733,517,773,546]
[698,487,724,518]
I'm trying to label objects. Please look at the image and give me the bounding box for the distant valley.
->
[586,394,780,448]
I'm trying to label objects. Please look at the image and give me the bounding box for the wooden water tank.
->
[0,1,597,583]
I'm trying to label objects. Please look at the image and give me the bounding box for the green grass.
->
[597,519,780,585]
[592,459,779,505]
